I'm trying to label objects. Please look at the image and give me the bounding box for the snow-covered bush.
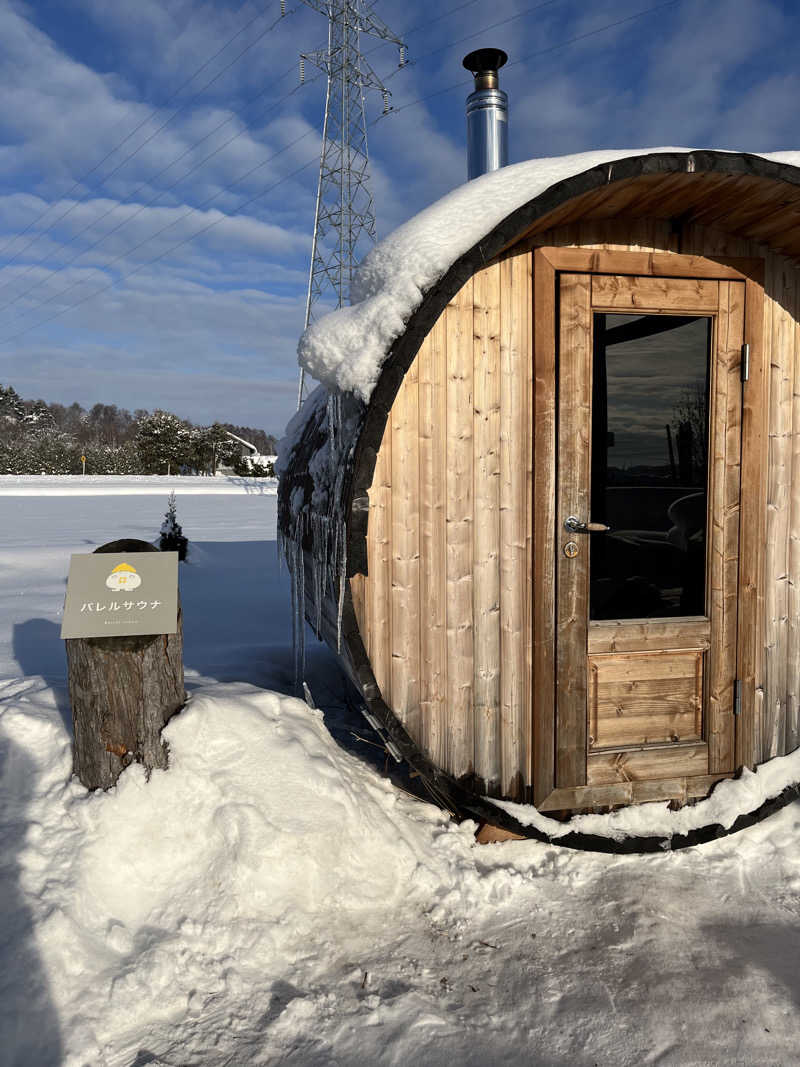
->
[30,430,78,474]
[81,443,139,475]
[190,423,238,475]
[136,410,194,475]
[232,454,274,477]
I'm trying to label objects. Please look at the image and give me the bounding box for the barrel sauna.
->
[278,149,800,830]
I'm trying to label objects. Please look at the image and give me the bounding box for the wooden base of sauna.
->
[475,823,526,844]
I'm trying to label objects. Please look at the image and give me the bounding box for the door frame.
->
[531,248,766,811]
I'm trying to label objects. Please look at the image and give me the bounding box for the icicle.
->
[289,542,299,688]
[336,523,347,653]
[289,536,299,688]
[320,516,329,635]
[312,552,322,635]
[326,391,336,456]
[282,387,363,687]
[311,512,326,636]
[277,526,286,574]
[295,530,306,688]
[284,513,307,695]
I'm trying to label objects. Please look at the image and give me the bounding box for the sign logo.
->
[105,563,142,591]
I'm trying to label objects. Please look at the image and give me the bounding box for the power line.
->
[366,0,488,50]
[0,122,323,339]
[383,0,560,79]
[0,3,299,273]
[376,0,679,120]
[5,0,494,342]
[0,0,496,314]
[0,0,676,345]
[0,34,387,313]
[0,145,322,346]
[0,72,325,320]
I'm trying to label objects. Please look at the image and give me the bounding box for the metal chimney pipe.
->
[463,48,508,180]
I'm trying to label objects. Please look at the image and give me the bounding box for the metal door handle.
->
[564,515,611,534]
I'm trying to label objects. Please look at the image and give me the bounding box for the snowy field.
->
[2,477,800,1066]
[0,475,278,497]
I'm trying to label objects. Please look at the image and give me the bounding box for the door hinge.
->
[734,678,742,716]
[741,343,750,383]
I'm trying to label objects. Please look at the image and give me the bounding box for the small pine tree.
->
[159,491,188,560]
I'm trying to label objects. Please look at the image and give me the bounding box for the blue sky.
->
[0,0,798,435]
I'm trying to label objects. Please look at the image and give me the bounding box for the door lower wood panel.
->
[588,648,704,749]
[537,770,727,812]
[587,742,709,786]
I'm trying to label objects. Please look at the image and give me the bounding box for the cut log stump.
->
[65,538,185,790]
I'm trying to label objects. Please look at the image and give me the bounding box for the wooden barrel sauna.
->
[278,148,800,830]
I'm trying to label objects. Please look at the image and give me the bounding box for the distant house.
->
[222,431,275,475]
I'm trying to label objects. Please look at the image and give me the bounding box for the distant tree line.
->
[0,384,278,476]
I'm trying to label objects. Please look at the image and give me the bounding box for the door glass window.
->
[589,313,712,621]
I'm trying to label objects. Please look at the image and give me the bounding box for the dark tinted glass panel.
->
[589,313,711,621]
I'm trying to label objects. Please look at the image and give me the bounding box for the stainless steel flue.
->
[463,47,508,180]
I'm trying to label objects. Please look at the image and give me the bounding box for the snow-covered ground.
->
[0,474,277,496]
[2,477,800,1066]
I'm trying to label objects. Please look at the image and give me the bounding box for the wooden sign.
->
[61,551,178,639]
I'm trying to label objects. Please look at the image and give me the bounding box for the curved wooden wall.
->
[351,248,533,797]
[350,216,800,801]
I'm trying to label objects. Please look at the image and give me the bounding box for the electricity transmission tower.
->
[296,0,405,407]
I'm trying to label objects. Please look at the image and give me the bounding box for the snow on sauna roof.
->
[298,147,800,402]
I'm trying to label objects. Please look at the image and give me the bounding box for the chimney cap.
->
[462,48,508,77]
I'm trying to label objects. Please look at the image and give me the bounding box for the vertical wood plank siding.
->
[445,279,475,779]
[418,312,448,767]
[472,264,502,792]
[354,219,800,802]
[357,251,533,796]
[390,357,421,740]
[788,271,800,757]
[531,249,557,805]
[501,253,532,797]
[763,257,792,759]
[365,418,392,707]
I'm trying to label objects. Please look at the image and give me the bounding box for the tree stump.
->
[65,539,185,790]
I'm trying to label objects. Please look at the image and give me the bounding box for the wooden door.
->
[555,273,744,793]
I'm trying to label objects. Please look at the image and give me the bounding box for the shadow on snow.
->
[180,540,423,796]
[0,737,63,1065]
